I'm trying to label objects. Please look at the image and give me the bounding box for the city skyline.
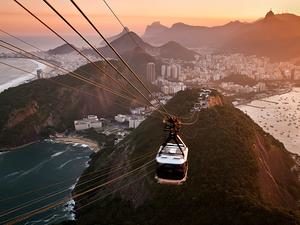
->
[1,0,300,36]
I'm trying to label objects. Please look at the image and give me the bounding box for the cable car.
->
[155,115,189,185]
[155,140,188,185]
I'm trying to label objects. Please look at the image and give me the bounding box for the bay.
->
[238,88,300,155]
[0,141,92,225]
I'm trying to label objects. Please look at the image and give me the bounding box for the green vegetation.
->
[220,73,258,86]
[0,61,134,148]
[73,90,300,225]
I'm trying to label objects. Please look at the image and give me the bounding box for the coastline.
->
[51,135,100,153]
[0,58,50,93]
[0,135,100,153]
[235,87,293,106]
[0,141,38,152]
[0,135,92,225]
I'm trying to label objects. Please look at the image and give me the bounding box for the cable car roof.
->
[156,143,188,165]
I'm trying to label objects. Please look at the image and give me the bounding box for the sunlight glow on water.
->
[238,88,300,155]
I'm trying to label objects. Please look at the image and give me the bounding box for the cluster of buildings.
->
[74,115,103,131]
[74,110,147,132]
[115,114,145,129]
[114,106,150,129]
[147,62,187,95]
[2,50,100,79]
[220,82,267,94]
[161,64,183,81]
[146,52,300,96]
[191,89,211,112]
[192,53,300,82]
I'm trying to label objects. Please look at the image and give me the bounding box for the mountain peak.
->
[265,10,275,19]
[143,21,168,38]
[227,20,242,25]
[171,22,189,28]
[151,21,162,26]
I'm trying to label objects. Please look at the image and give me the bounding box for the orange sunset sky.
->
[1,0,300,36]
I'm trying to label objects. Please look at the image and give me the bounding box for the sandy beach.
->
[0,135,99,154]
[51,135,100,153]
[0,57,48,93]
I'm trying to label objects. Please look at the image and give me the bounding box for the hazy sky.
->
[1,0,300,36]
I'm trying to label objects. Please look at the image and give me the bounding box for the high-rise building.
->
[37,69,43,79]
[166,65,172,78]
[171,65,178,79]
[146,62,156,82]
[177,65,181,76]
[161,65,166,78]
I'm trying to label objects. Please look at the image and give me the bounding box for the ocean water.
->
[0,142,92,225]
[238,88,300,155]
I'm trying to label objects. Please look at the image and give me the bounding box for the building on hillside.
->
[74,115,102,131]
[171,64,178,79]
[161,65,166,78]
[37,69,43,79]
[128,116,145,129]
[254,82,267,92]
[130,107,146,115]
[166,65,172,78]
[146,62,156,82]
[114,114,127,123]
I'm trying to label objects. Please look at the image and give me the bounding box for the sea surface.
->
[238,88,300,155]
[0,141,92,225]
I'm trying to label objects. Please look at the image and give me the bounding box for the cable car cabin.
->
[155,143,188,185]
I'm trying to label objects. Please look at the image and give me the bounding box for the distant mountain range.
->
[81,32,198,61]
[48,30,198,62]
[99,27,129,46]
[47,44,76,55]
[143,11,300,61]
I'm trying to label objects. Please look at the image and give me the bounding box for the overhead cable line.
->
[6,167,154,225]
[4,160,155,225]
[0,61,99,100]
[0,60,162,125]
[11,1,140,102]
[69,0,170,116]
[0,127,155,205]
[0,28,43,52]
[0,41,151,108]
[3,29,166,118]
[101,0,145,58]
[101,0,202,123]
[0,151,155,219]
[28,0,162,116]
[0,28,152,107]
[76,167,154,211]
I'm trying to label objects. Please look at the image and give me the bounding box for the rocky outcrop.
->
[6,101,38,128]
[207,95,224,107]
